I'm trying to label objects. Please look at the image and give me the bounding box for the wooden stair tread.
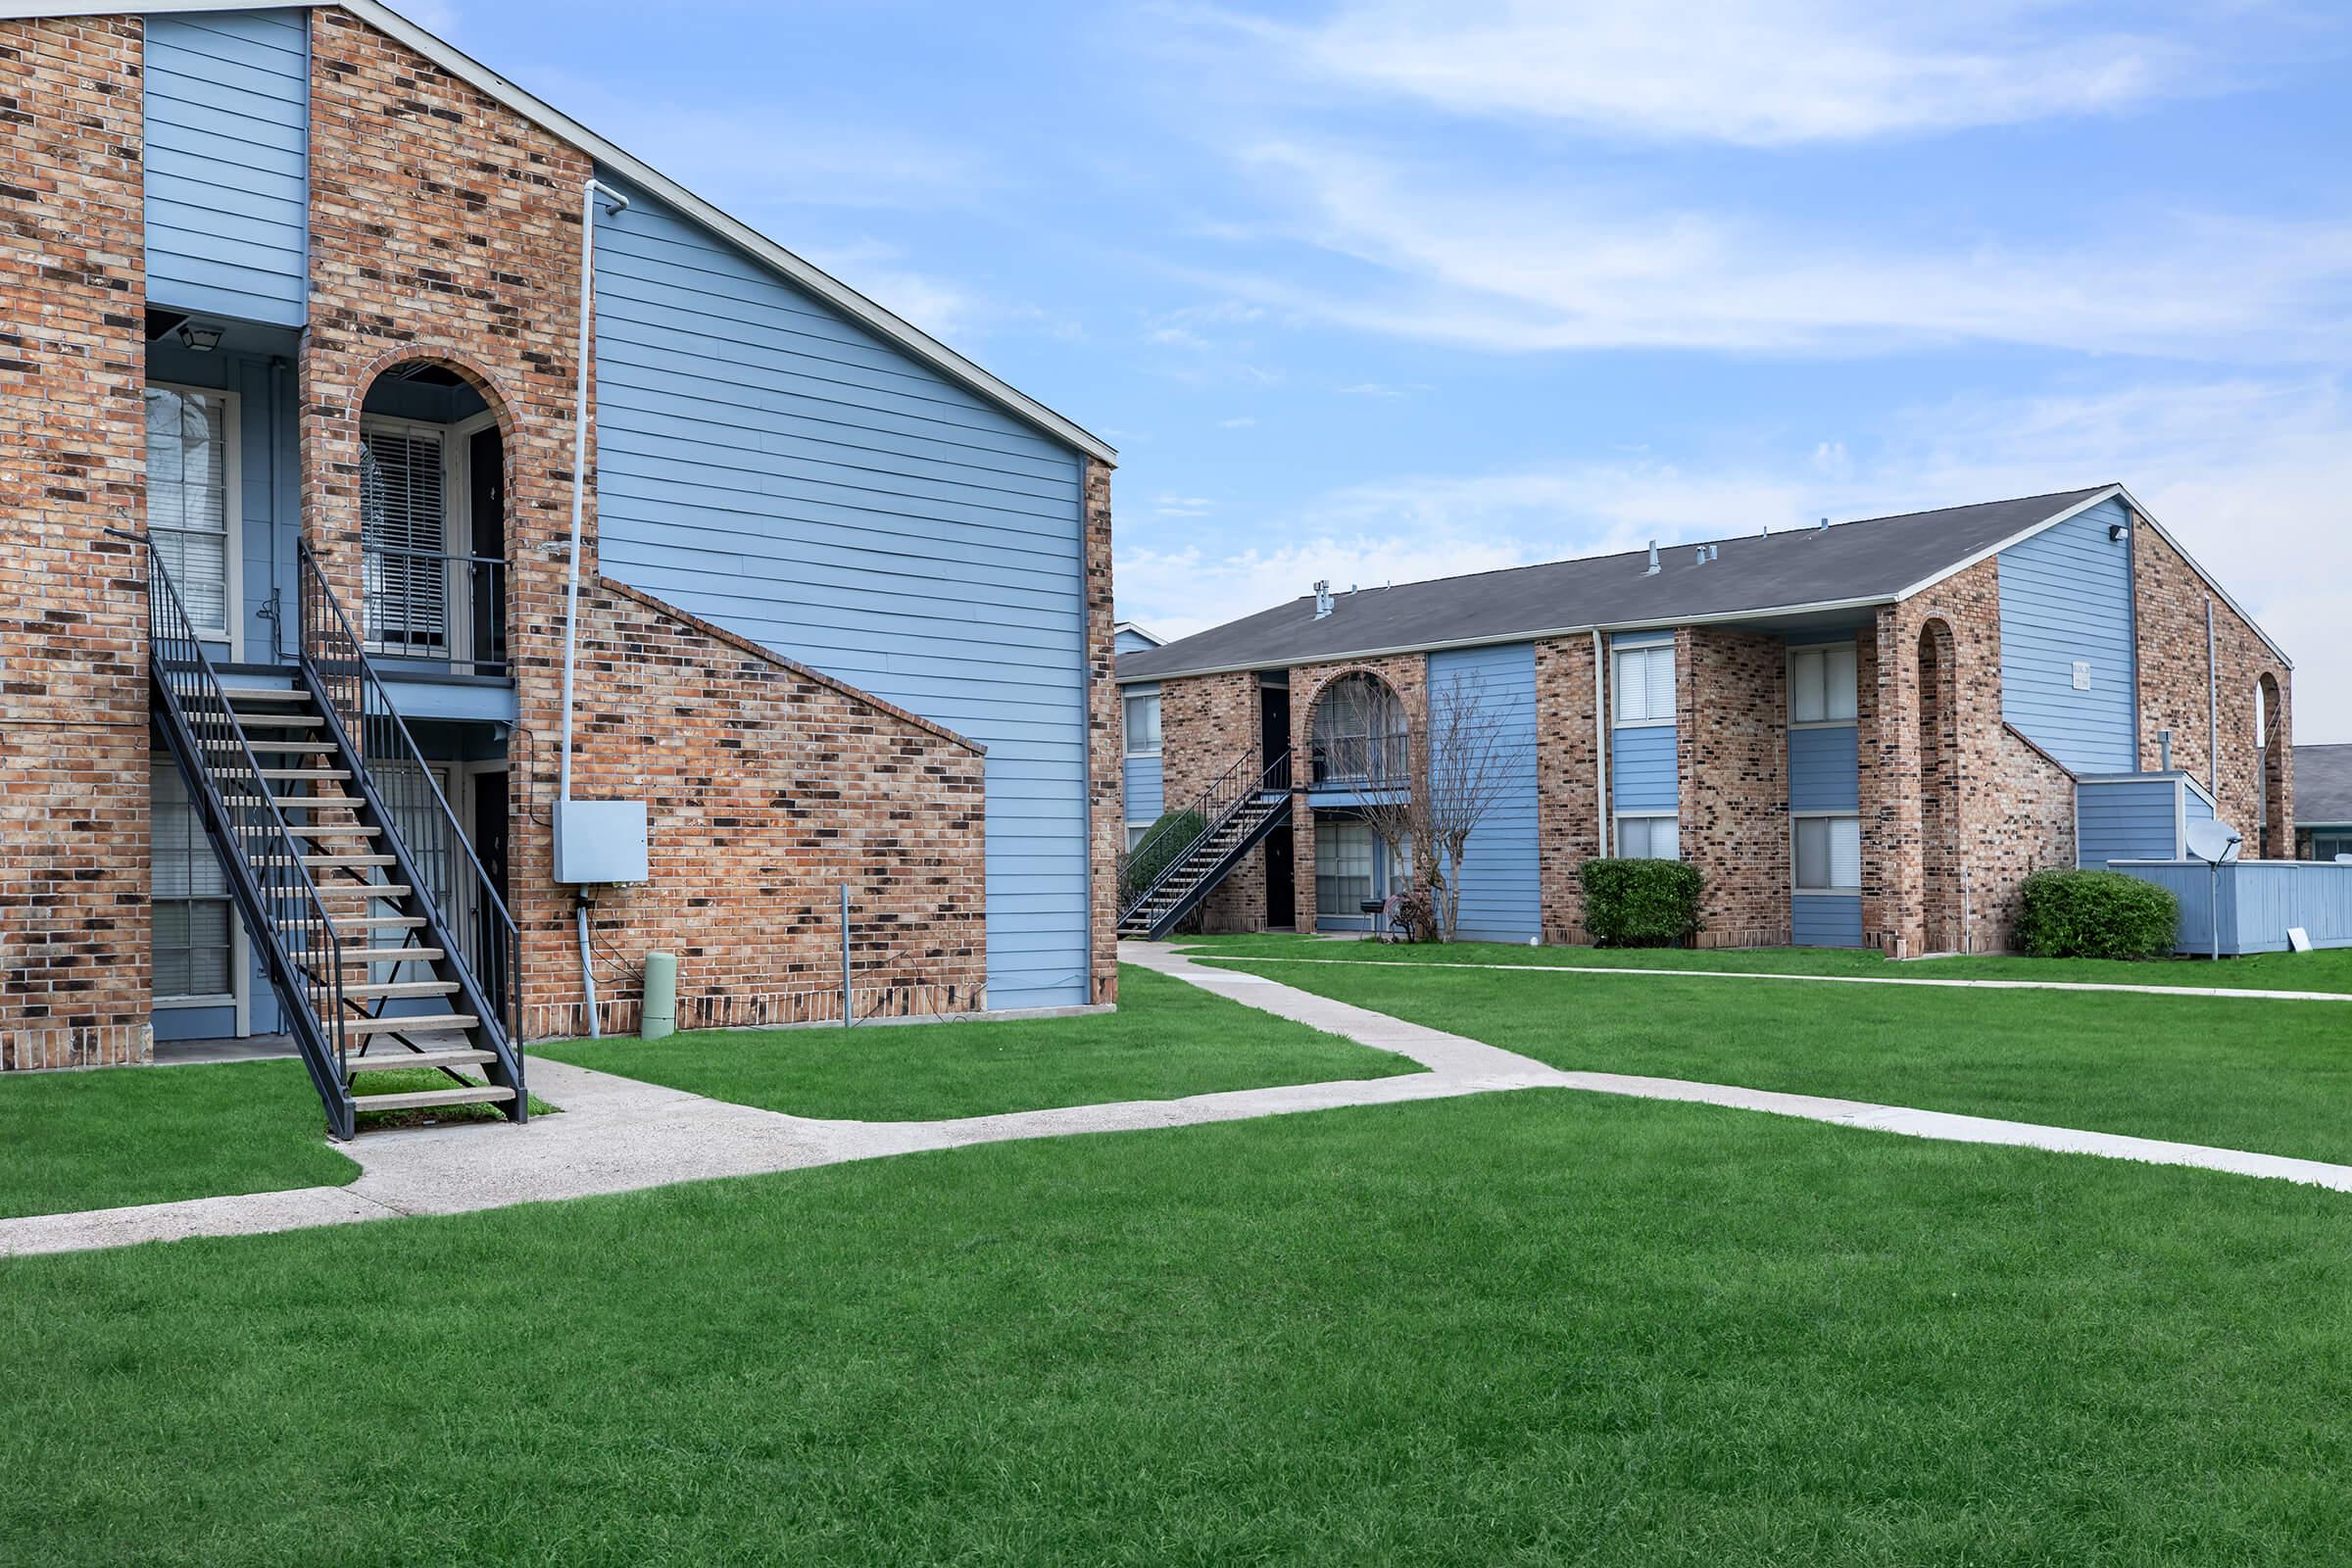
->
[327,914,428,930]
[340,947,444,964]
[259,768,352,780]
[347,1048,495,1074]
[345,1011,477,1036]
[270,883,411,901]
[217,687,306,703]
[352,1084,514,1111]
[339,979,460,1000]
[233,823,381,838]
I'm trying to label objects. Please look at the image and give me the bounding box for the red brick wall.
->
[1156,669,1263,931]
[1865,559,2074,955]
[519,581,985,1038]
[0,17,152,1070]
[2132,521,2294,853]
[1082,460,1119,1003]
[1679,627,1791,948]
[1290,655,1427,931]
[1533,635,1602,944]
[304,10,997,1034]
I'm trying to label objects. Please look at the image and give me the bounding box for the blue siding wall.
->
[1788,726,1860,813]
[590,177,1095,1008]
[144,11,309,327]
[1792,896,1863,948]
[1125,757,1164,823]
[1611,725,1677,813]
[1998,497,2136,773]
[2078,776,2179,867]
[1430,643,1540,943]
[1113,627,1158,657]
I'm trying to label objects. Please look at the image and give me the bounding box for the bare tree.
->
[1358,669,1516,942]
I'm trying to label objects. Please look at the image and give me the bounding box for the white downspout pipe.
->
[559,176,630,808]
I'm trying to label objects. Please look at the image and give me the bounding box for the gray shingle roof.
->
[1120,486,2114,682]
[2298,745,2352,825]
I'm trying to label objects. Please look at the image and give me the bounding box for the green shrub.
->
[2016,869,2180,960]
[1123,808,1207,903]
[1579,858,1703,948]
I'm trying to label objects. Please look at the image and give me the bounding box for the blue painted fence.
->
[2111,861,2352,955]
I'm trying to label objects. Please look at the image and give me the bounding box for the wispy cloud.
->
[1208,141,2352,358]
[1117,375,2352,736]
[1219,0,2196,145]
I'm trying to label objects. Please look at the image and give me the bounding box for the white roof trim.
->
[1894,482,2291,668]
[1,0,1117,466]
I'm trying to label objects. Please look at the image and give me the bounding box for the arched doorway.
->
[356,359,509,677]
[1917,619,1963,952]
[2257,673,2285,858]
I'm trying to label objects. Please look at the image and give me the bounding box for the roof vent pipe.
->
[1816,516,1829,532]
[1643,542,1660,575]
[1313,579,1335,619]
[1693,546,1708,564]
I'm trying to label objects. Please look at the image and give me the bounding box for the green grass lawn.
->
[0,1058,357,1220]
[534,962,1419,1119]
[1190,942,2352,1163]
[6,1092,2351,1564]
[1175,931,2352,992]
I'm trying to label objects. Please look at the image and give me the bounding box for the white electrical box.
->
[555,799,649,884]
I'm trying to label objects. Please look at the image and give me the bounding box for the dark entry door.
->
[468,423,506,670]
[1259,679,1295,927]
[472,768,512,1002]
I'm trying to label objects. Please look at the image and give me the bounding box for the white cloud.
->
[1117,375,2352,738]
[1217,416,1259,428]
[1216,142,2352,358]
[1232,0,2193,145]
[800,241,984,340]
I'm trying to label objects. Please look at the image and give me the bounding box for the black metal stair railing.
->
[118,529,357,1136]
[1119,747,1292,927]
[297,540,522,1092]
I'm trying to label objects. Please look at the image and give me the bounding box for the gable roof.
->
[1120,482,2292,682]
[2298,745,2352,826]
[2,0,1115,466]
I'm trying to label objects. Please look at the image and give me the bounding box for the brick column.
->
[0,18,153,1070]
[1679,627,1790,948]
[1534,635,1602,943]
[1158,670,1263,932]
[1082,460,1120,1002]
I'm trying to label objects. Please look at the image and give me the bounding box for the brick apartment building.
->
[1117,488,2300,957]
[1,2,1119,1130]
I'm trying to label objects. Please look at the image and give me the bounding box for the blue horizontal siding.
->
[592,174,1093,1008]
[1999,497,2136,773]
[1114,627,1158,657]
[1611,724,1677,813]
[1431,643,1540,943]
[1788,725,1859,813]
[2116,861,2352,954]
[1792,895,1863,948]
[2078,777,2180,867]
[1125,756,1164,822]
[144,11,309,327]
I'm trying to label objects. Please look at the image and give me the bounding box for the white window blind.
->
[1316,818,1376,912]
[1613,644,1675,724]
[152,761,233,999]
[1794,816,1862,892]
[1123,693,1161,755]
[145,388,230,637]
[361,425,450,654]
[1790,645,1858,723]
[1615,814,1680,860]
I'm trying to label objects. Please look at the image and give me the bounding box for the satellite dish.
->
[2185,818,2242,865]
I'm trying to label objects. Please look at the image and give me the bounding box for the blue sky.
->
[418,0,2352,740]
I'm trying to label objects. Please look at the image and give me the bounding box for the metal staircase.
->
[131,531,523,1140]
[1117,749,1293,941]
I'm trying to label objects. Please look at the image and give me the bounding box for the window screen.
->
[1790,646,1858,723]
[1794,816,1861,891]
[145,388,230,637]
[361,425,450,655]
[1613,645,1675,724]
[152,761,234,999]
[1615,814,1679,860]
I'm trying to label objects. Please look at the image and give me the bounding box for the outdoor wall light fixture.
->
[176,323,223,353]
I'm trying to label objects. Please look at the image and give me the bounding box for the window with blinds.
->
[1615,813,1680,860]
[1790,644,1859,724]
[1612,644,1675,725]
[361,424,450,655]
[1315,817,1377,913]
[1794,815,1862,893]
[145,388,231,638]
[152,761,234,999]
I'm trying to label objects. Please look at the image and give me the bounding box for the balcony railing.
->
[362,545,508,677]
[1309,732,1410,789]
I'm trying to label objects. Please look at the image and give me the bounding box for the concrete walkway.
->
[7,943,2349,1258]
[1196,952,2352,1004]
